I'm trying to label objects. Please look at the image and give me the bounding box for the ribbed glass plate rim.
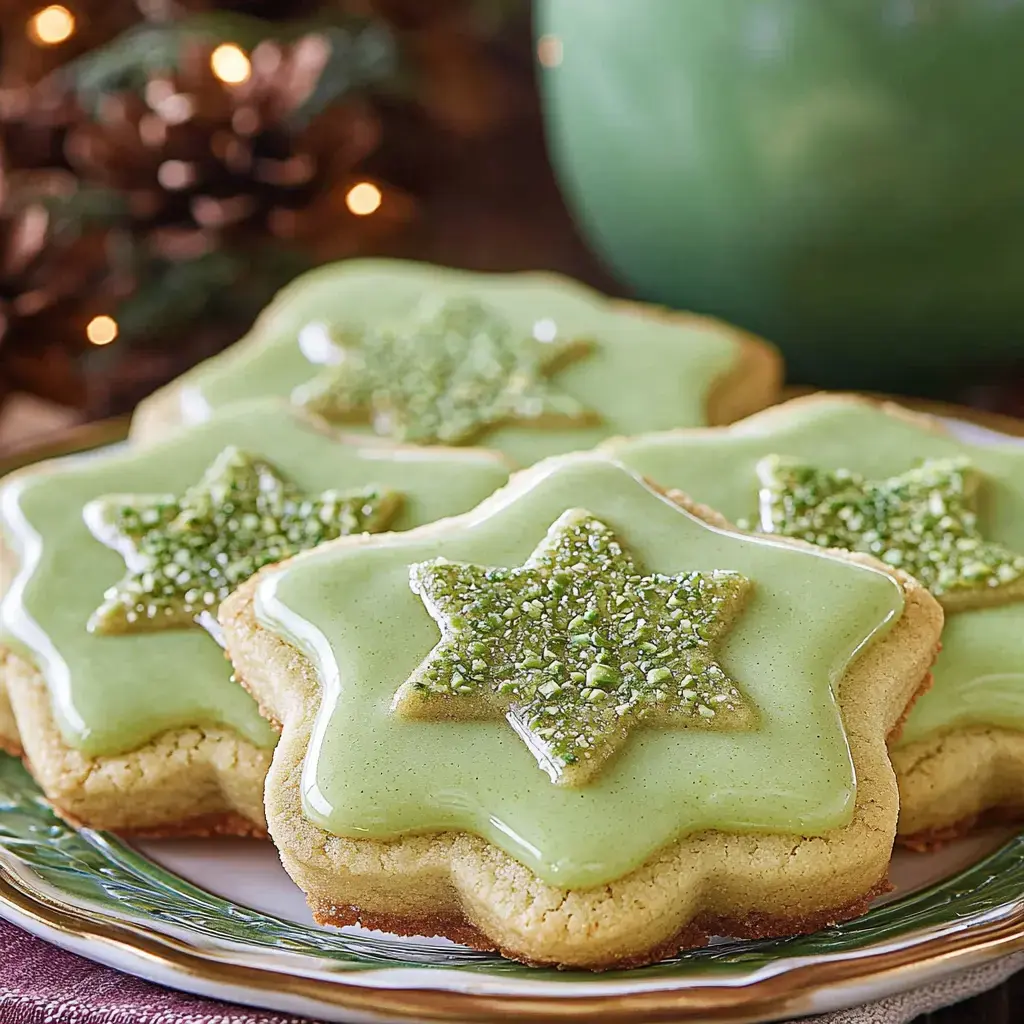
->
[1,754,1023,994]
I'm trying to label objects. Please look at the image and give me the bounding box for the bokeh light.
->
[345,182,383,216]
[86,315,118,346]
[210,43,251,84]
[28,5,75,46]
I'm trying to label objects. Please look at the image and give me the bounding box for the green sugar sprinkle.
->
[86,446,402,634]
[293,295,595,445]
[393,509,754,786]
[756,455,1024,600]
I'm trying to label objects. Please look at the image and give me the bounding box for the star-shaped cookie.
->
[294,297,595,445]
[0,400,509,835]
[131,259,782,466]
[605,394,1024,839]
[87,446,401,634]
[221,452,940,967]
[397,510,753,785]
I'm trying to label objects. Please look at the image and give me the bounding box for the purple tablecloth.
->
[0,919,314,1024]
[3,915,1022,1023]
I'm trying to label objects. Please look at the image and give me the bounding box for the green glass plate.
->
[0,753,1023,1022]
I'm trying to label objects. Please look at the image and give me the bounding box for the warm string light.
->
[345,182,382,216]
[28,5,75,46]
[86,315,118,346]
[210,43,252,85]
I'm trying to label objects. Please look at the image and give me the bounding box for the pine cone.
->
[64,34,384,255]
[0,164,130,404]
[0,79,77,171]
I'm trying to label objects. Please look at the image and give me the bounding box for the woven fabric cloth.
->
[805,951,1024,1023]
[0,920,306,1024]
[0,918,1020,1023]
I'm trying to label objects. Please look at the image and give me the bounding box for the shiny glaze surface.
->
[257,455,903,887]
[173,259,744,465]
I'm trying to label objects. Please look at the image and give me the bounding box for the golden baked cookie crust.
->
[892,726,1024,840]
[2,646,270,835]
[0,542,23,756]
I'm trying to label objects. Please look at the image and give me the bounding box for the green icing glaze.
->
[607,399,1024,746]
[755,456,1024,600]
[255,455,903,888]
[294,296,594,445]
[170,259,742,466]
[0,399,509,757]
[88,447,401,634]
[901,606,1024,744]
[397,510,753,786]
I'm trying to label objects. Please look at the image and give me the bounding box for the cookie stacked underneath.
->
[0,400,510,833]
[606,394,1024,843]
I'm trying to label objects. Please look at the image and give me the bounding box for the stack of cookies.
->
[2,258,1019,969]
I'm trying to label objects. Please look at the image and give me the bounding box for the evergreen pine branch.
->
[61,9,399,122]
[40,186,129,242]
[111,243,311,348]
[294,21,394,126]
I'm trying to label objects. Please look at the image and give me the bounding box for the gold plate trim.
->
[1,862,1023,1022]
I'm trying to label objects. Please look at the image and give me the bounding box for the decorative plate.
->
[1,405,1023,1024]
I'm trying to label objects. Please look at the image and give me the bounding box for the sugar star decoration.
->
[393,509,754,786]
[86,446,402,634]
[756,455,1024,609]
[293,296,596,445]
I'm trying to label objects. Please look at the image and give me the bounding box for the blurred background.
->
[1,0,1023,457]
[0,0,614,452]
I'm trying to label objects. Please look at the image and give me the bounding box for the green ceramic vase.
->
[538,0,1024,392]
